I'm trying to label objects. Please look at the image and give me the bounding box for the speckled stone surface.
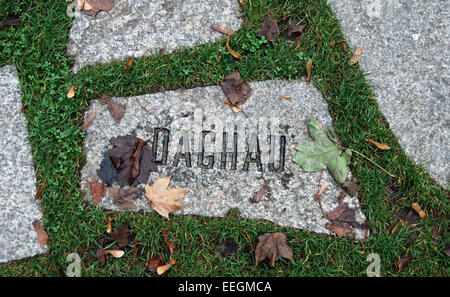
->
[81,80,368,239]
[0,65,46,263]
[328,0,449,186]
[68,0,242,72]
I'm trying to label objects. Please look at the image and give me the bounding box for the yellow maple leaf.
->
[145,176,186,220]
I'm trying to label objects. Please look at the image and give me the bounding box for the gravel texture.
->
[0,65,46,263]
[81,79,369,239]
[68,0,242,72]
[328,0,449,187]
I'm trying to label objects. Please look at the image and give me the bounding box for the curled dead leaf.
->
[157,259,176,275]
[252,180,269,203]
[349,48,362,65]
[106,216,112,234]
[306,60,312,83]
[145,254,165,272]
[104,249,125,258]
[32,220,48,250]
[226,36,243,60]
[124,57,133,72]
[67,85,77,98]
[412,203,426,218]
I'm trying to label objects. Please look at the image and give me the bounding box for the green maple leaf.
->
[293,116,351,184]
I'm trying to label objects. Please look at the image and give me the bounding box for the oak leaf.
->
[145,176,186,220]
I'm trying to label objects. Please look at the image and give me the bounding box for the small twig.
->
[344,147,396,178]
[135,98,151,114]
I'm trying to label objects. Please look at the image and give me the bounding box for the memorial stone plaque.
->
[81,80,369,239]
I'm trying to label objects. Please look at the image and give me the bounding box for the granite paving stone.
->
[0,65,46,263]
[81,79,369,239]
[68,0,242,72]
[328,0,449,186]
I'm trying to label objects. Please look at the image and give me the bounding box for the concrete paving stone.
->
[328,0,449,186]
[0,65,46,263]
[68,0,242,72]
[81,79,369,239]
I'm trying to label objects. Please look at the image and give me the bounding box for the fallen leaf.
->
[315,182,329,200]
[221,72,252,106]
[226,36,243,60]
[411,202,426,218]
[367,138,390,150]
[325,222,352,237]
[95,248,106,266]
[293,116,352,184]
[106,216,112,233]
[145,176,187,220]
[32,220,48,250]
[67,85,77,98]
[113,224,131,247]
[258,15,279,43]
[162,230,174,255]
[124,57,133,72]
[330,41,347,52]
[107,101,126,123]
[211,24,235,35]
[157,261,175,275]
[98,135,157,187]
[395,257,413,271]
[349,48,362,65]
[89,182,106,204]
[104,249,125,258]
[145,254,165,272]
[342,178,359,197]
[252,180,269,203]
[279,95,292,99]
[34,180,48,200]
[255,233,294,267]
[82,112,97,131]
[391,222,400,234]
[324,203,350,221]
[82,0,115,16]
[110,187,142,210]
[306,59,312,82]
[287,19,306,38]
[0,14,21,27]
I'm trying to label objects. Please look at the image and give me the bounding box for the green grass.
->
[0,0,448,276]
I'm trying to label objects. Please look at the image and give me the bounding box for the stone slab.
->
[81,79,368,239]
[0,65,46,263]
[328,0,449,186]
[68,0,242,72]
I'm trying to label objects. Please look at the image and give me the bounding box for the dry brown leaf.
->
[82,0,115,16]
[391,222,400,234]
[226,36,243,60]
[412,203,426,218]
[32,220,48,250]
[106,216,112,233]
[314,182,329,200]
[145,254,165,272]
[395,256,413,271]
[107,101,126,123]
[221,72,252,106]
[257,15,279,43]
[67,85,77,98]
[211,24,235,35]
[306,59,312,82]
[342,178,360,197]
[349,48,362,65]
[89,182,106,204]
[145,176,187,220]
[77,0,86,10]
[326,223,352,237]
[367,138,390,150]
[124,57,133,71]
[252,180,269,203]
[279,95,292,99]
[82,112,97,131]
[113,224,132,247]
[104,249,125,258]
[255,233,294,267]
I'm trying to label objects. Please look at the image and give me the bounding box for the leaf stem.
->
[343,147,396,178]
